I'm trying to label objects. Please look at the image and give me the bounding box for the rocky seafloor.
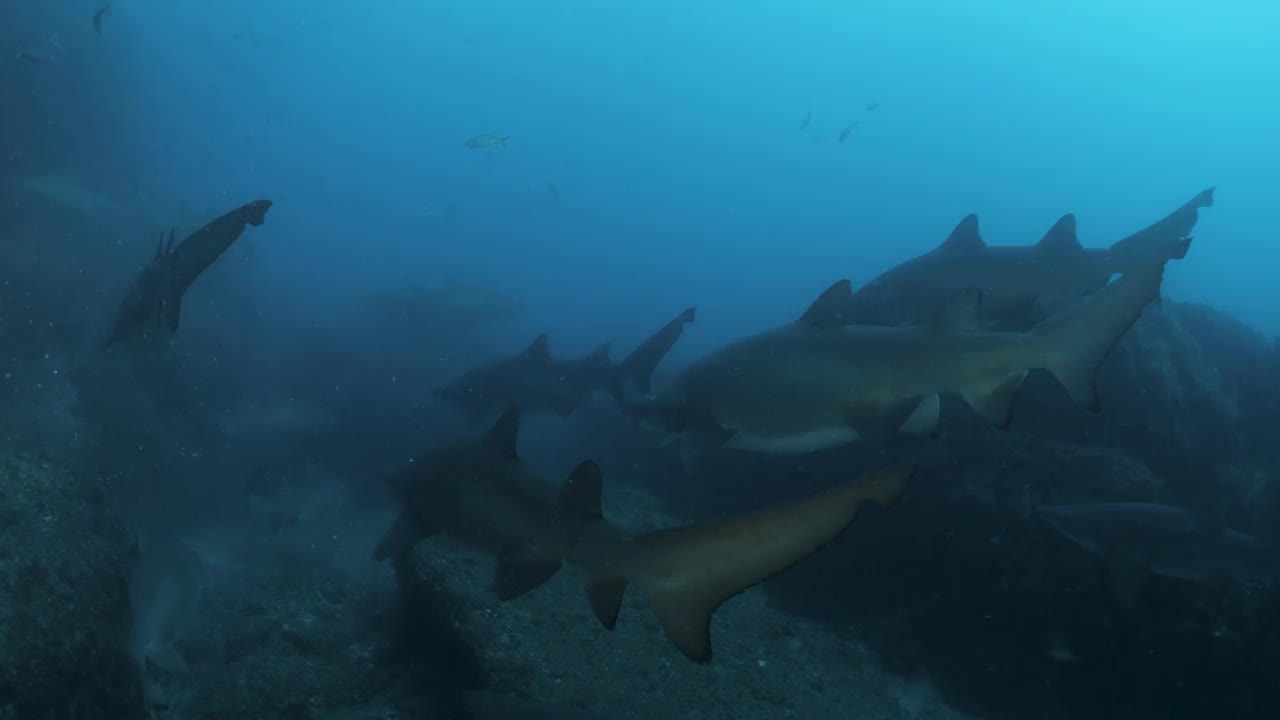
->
[1,450,968,720]
[2,301,1278,720]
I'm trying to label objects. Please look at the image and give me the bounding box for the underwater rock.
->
[1167,302,1280,453]
[176,557,396,719]
[0,453,142,719]
[1098,303,1241,461]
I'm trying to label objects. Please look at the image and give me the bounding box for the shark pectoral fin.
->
[848,399,919,440]
[1107,555,1149,610]
[962,371,1027,428]
[899,394,941,436]
[586,576,629,629]
[561,461,603,520]
[372,509,434,561]
[492,544,562,601]
[632,462,915,662]
[929,289,984,333]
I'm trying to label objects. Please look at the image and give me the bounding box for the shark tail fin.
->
[615,307,696,403]
[237,199,273,227]
[617,462,914,662]
[1105,187,1213,272]
[1030,261,1167,412]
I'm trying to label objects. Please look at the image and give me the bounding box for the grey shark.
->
[1038,502,1280,608]
[373,406,913,662]
[435,307,696,419]
[108,199,272,344]
[626,261,1165,459]
[847,188,1213,329]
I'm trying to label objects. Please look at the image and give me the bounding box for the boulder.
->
[0,454,142,719]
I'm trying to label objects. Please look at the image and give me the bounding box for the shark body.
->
[627,260,1166,459]
[435,307,696,419]
[108,199,272,345]
[847,188,1212,329]
[373,406,912,662]
[1038,502,1280,608]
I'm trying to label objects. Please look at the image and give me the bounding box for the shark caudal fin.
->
[613,307,696,403]
[237,199,273,226]
[599,462,914,663]
[1030,261,1166,412]
[1106,187,1213,272]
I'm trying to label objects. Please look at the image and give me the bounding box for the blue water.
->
[62,0,1274,357]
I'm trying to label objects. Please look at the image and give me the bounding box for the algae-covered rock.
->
[0,454,142,719]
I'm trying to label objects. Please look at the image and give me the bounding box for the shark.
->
[846,188,1213,329]
[372,406,913,662]
[434,307,696,419]
[107,199,272,345]
[1038,502,1280,608]
[625,260,1166,459]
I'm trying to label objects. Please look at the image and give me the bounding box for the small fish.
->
[93,4,112,34]
[865,101,880,112]
[838,120,860,143]
[545,181,559,199]
[464,134,510,149]
[800,111,811,130]
[16,51,42,64]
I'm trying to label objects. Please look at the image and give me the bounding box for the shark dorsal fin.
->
[799,279,855,328]
[938,214,984,252]
[484,406,521,459]
[585,342,612,365]
[561,460,603,520]
[929,288,984,333]
[1036,214,1082,253]
[522,334,550,363]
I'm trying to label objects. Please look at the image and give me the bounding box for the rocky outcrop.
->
[0,454,142,719]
